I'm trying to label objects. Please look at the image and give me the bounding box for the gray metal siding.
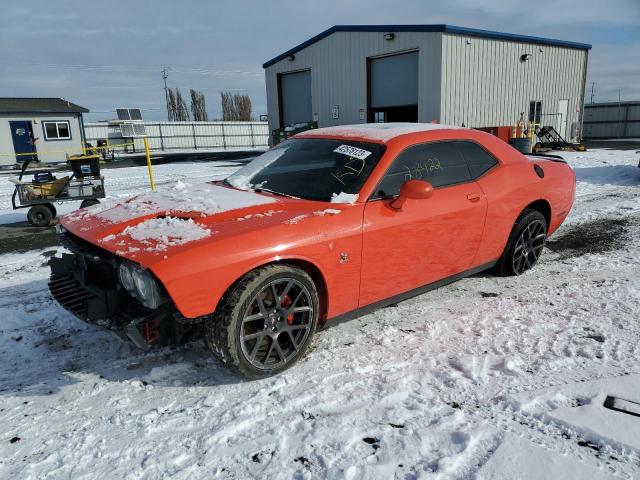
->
[440,34,588,140]
[264,31,443,133]
[583,102,640,138]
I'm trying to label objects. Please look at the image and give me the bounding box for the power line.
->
[0,62,262,76]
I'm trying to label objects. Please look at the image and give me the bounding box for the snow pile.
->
[331,192,359,204]
[63,183,276,225]
[116,216,211,251]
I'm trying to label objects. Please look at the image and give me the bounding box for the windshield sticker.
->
[334,144,372,160]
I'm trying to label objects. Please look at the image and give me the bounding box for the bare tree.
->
[175,88,190,121]
[167,88,177,121]
[190,89,208,121]
[220,91,252,121]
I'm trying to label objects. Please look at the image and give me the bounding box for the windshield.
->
[226,138,386,202]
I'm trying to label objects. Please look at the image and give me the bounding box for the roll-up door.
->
[370,51,419,109]
[279,70,312,128]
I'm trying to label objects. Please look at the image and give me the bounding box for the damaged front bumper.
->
[49,231,181,350]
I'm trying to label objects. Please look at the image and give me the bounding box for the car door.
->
[359,140,488,307]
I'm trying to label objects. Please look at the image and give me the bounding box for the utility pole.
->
[589,82,595,104]
[162,67,170,121]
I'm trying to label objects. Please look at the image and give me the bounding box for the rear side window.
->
[457,141,498,179]
[374,141,471,198]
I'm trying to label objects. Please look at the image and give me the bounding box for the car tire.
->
[496,208,547,276]
[27,204,53,227]
[206,264,319,379]
[80,199,100,209]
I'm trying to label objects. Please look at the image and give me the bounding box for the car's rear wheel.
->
[496,209,547,276]
[206,264,319,379]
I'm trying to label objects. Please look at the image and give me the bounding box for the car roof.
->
[296,123,462,143]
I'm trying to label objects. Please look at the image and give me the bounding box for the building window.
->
[374,111,386,123]
[42,121,71,140]
[529,101,542,124]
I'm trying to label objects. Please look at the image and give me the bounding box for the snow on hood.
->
[101,216,213,253]
[63,182,276,225]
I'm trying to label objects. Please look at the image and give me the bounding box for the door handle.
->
[466,193,481,203]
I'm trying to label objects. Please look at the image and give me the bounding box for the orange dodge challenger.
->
[50,124,575,378]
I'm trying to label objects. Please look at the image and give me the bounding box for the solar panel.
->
[116,108,143,121]
[116,108,131,121]
[120,124,135,137]
[133,123,146,136]
[129,109,143,121]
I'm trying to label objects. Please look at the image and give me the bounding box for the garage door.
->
[279,70,312,127]
[370,51,419,109]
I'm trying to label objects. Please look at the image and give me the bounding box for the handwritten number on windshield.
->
[332,157,366,185]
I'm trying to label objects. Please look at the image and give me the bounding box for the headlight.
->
[118,261,163,309]
[118,263,135,291]
[131,265,163,309]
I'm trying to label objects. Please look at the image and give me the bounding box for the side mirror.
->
[390,179,434,210]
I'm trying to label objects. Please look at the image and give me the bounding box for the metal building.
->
[0,98,89,167]
[263,25,591,142]
[583,101,640,139]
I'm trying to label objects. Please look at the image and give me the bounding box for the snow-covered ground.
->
[1,148,639,479]
[0,160,244,225]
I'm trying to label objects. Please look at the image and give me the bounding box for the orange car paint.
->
[60,126,575,322]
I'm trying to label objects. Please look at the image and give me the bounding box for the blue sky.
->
[0,0,638,121]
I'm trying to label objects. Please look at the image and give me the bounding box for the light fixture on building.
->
[384,33,395,41]
[287,54,295,61]
[466,39,472,45]
[520,53,532,62]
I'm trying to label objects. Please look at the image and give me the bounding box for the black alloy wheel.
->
[511,218,546,275]
[239,278,314,370]
[206,264,319,379]
[496,208,547,276]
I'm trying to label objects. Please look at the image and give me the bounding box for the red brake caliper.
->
[282,294,294,325]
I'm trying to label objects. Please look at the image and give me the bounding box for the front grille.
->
[49,274,97,318]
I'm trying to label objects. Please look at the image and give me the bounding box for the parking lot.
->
[1,145,639,479]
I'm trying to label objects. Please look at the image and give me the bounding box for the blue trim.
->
[42,120,73,142]
[263,24,592,68]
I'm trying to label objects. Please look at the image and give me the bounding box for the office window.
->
[43,121,72,140]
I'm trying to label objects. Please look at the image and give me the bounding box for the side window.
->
[374,142,471,198]
[457,141,499,179]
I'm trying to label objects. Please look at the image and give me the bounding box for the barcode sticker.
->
[334,144,372,160]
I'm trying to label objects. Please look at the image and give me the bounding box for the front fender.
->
[149,208,364,319]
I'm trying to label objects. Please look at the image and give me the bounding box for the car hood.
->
[60,182,345,266]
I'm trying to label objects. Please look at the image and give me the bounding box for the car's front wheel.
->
[206,264,319,379]
[496,208,547,276]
